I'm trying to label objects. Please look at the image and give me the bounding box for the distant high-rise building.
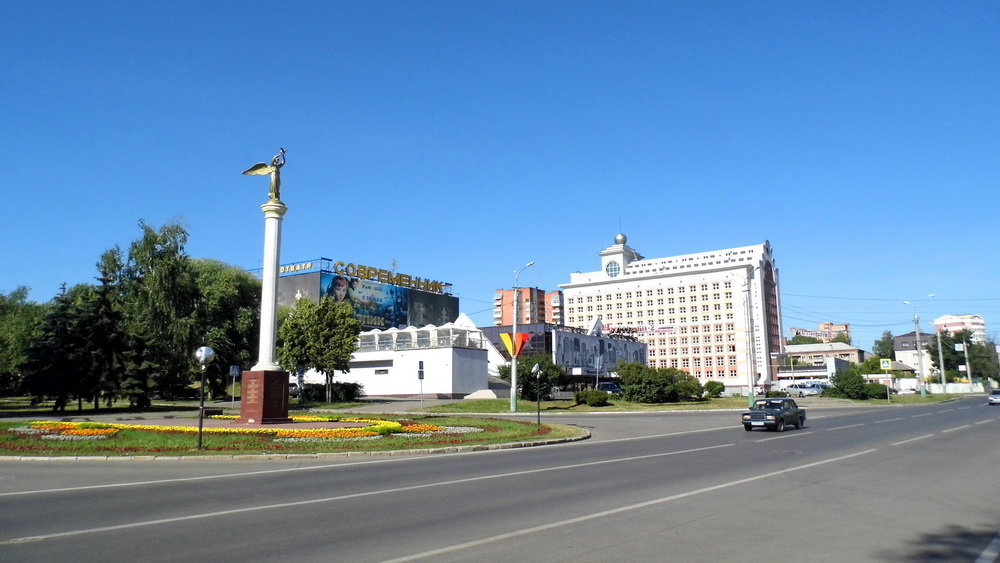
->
[559,234,782,393]
[934,314,987,344]
[493,288,563,326]
[788,322,851,343]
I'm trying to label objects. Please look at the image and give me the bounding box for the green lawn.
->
[0,415,584,457]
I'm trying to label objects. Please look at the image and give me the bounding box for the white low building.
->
[295,314,489,398]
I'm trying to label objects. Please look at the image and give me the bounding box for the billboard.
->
[553,327,647,373]
[320,273,458,330]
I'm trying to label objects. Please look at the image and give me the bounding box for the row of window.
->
[566,282,735,305]
[566,313,736,325]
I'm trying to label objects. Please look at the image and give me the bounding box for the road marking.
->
[383,448,878,562]
[975,419,994,425]
[955,406,971,410]
[874,417,906,424]
[942,425,971,433]
[976,531,1000,563]
[911,413,934,418]
[755,431,813,443]
[0,454,445,497]
[596,425,738,444]
[0,443,735,544]
[939,408,956,413]
[891,434,934,446]
[828,424,865,431]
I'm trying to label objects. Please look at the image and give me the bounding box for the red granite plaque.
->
[238,370,291,424]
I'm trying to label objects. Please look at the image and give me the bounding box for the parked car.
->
[784,383,824,397]
[596,382,623,396]
[741,398,806,432]
[988,389,1000,405]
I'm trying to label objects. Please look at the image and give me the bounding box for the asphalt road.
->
[1,397,998,562]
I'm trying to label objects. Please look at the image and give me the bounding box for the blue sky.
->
[3,1,997,351]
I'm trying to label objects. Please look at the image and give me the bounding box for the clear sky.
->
[3,1,997,352]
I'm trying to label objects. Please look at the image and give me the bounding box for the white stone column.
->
[252,200,287,371]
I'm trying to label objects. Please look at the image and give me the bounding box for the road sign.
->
[880,359,892,370]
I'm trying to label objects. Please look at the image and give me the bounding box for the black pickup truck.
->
[741,398,806,432]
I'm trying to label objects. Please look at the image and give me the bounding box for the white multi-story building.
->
[934,314,987,344]
[559,234,783,394]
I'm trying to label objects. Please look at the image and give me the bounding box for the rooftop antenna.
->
[390,259,398,275]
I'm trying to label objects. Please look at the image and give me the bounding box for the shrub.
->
[329,382,363,402]
[704,380,725,398]
[865,382,889,400]
[575,389,610,407]
[617,362,686,403]
[675,373,705,401]
[765,390,788,398]
[821,386,847,399]
[831,369,868,399]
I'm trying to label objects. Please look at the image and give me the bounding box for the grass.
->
[0,415,583,457]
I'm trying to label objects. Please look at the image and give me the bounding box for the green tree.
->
[704,380,725,398]
[831,332,852,345]
[277,297,362,403]
[497,354,565,401]
[20,287,86,411]
[190,259,261,398]
[788,335,822,345]
[828,357,883,399]
[872,331,895,359]
[114,221,200,399]
[616,361,689,403]
[0,286,48,395]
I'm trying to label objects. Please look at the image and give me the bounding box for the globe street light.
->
[510,261,535,412]
[194,346,216,449]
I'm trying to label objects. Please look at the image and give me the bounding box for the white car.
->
[784,383,824,397]
[988,389,1000,405]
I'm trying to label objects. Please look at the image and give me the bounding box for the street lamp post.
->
[903,301,927,398]
[510,261,535,412]
[194,346,216,450]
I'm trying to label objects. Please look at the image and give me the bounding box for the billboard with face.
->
[320,273,457,329]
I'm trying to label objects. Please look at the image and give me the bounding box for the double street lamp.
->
[510,261,535,412]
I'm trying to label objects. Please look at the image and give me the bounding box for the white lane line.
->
[975,419,995,425]
[955,406,971,410]
[874,417,906,424]
[911,413,934,418]
[942,425,971,433]
[828,424,865,431]
[976,531,1000,563]
[0,454,443,497]
[384,448,879,562]
[939,408,956,413]
[755,431,813,443]
[892,434,934,446]
[0,443,734,544]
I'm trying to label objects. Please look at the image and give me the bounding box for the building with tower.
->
[559,234,783,394]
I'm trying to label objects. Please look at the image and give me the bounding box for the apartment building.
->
[559,234,783,393]
[933,314,987,344]
[493,288,564,326]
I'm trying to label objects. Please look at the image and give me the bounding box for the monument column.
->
[239,148,291,424]
[254,199,286,371]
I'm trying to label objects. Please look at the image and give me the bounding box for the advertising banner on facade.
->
[320,273,458,329]
[553,327,646,374]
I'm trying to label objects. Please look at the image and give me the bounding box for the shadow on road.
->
[876,523,999,561]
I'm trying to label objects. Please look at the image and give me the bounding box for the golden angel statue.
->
[242,148,286,201]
